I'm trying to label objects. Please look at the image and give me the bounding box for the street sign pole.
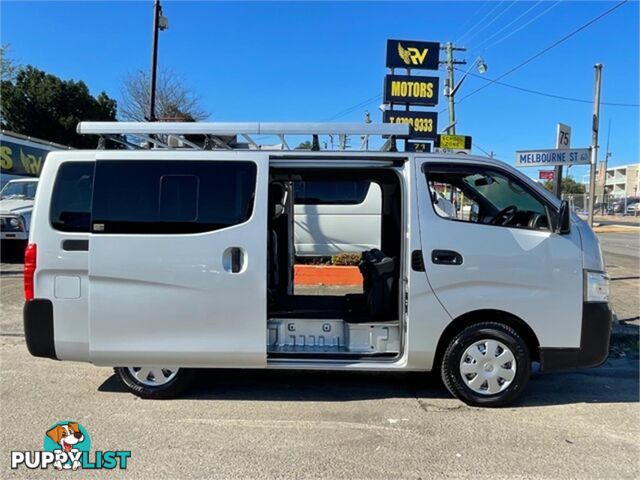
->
[588,64,603,227]
[553,123,571,199]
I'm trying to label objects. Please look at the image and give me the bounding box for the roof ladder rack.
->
[77,121,411,152]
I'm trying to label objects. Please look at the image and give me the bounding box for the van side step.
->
[267,318,400,356]
[268,351,398,360]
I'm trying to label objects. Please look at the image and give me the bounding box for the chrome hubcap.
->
[127,367,178,387]
[459,339,517,395]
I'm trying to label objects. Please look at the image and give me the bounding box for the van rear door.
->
[88,152,268,367]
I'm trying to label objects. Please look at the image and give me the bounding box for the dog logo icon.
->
[43,421,91,471]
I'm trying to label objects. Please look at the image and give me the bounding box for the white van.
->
[23,122,611,407]
[0,178,39,241]
[294,180,382,256]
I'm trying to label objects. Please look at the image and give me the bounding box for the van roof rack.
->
[76,121,410,152]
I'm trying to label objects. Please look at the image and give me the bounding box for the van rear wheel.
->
[441,322,531,407]
[113,366,195,399]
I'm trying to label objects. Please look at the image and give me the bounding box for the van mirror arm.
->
[554,200,571,234]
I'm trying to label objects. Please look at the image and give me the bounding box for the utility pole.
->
[588,64,603,227]
[440,42,467,135]
[362,110,371,150]
[148,0,168,122]
[602,119,612,202]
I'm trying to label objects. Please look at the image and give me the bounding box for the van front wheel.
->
[113,367,195,399]
[441,322,531,407]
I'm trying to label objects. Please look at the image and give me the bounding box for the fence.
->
[562,193,640,216]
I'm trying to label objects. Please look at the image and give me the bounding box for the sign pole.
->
[445,42,456,135]
[588,64,603,227]
[553,123,571,199]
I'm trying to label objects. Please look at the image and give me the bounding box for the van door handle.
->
[223,247,245,273]
[431,250,463,266]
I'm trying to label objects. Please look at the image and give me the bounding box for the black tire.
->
[441,322,531,407]
[113,367,195,399]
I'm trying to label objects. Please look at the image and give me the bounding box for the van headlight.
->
[585,271,610,303]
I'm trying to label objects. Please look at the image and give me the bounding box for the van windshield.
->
[0,181,38,200]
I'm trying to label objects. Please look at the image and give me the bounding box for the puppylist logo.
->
[11,421,131,471]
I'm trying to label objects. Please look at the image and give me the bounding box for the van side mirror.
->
[555,200,571,234]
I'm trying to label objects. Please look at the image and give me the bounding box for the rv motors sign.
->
[386,39,440,70]
[383,75,439,106]
[0,135,59,177]
[383,111,437,139]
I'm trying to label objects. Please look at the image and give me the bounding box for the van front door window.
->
[425,166,551,230]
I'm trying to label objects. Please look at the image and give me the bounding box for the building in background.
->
[585,162,640,198]
[602,163,640,198]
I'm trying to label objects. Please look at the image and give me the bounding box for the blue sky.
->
[2,1,638,180]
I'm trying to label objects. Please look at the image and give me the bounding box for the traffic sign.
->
[557,123,571,149]
[436,134,471,150]
[539,170,555,180]
[515,148,590,167]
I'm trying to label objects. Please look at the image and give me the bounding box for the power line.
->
[457,1,506,44]
[455,68,639,107]
[455,0,629,107]
[471,0,544,52]
[472,142,492,156]
[463,1,519,47]
[322,93,381,121]
[454,1,490,42]
[481,0,563,51]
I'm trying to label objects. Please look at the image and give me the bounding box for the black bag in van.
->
[359,249,397,319]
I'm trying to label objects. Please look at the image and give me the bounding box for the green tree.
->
[0,44,18,82]
[0,66,117,148]
[296,140,312,150]
[543,175,586,194]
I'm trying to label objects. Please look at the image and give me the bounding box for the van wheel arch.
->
[433,309,540,372]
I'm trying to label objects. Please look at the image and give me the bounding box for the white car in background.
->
[0,178,39,241]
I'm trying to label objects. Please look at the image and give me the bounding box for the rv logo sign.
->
[397,42,429,66]
[385,39,440,70]
[10,421,131,471]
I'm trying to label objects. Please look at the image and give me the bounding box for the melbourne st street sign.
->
[515,148,591,167]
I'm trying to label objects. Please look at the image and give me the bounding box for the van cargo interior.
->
[267,167,402,359]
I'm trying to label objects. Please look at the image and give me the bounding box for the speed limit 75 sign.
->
[557,123,571,149]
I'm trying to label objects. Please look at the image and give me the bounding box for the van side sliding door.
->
[88,153,268,367]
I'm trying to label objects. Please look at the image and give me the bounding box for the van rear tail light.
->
[24,243,37,301]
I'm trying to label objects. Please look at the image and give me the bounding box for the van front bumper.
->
[539,302,612,372]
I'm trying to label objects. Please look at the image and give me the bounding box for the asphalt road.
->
[0,234,638,479]
[600,232,640,323]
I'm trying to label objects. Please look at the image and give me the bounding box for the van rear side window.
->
[50,162,95,232]
[91,160,256,234]
[294,181,370,205]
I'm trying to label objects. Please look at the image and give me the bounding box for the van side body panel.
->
[30,152,93,361]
